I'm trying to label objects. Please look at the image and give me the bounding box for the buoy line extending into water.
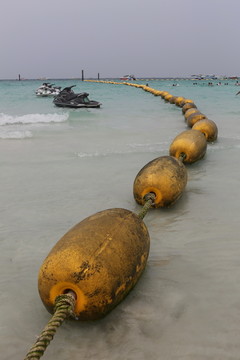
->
[24,81,218,360]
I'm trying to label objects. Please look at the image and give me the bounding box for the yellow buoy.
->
[169,96,177,104]
[180,98,194,107]
[184,108,199,121]
[160,91,169,98]
[174,96,185,107]
[192,119,218,142]
[38,208,150,321]
[182,102,197,114]
[169,129,207,163]
[164,93,173,102]
[143,86,150,91]
[133,156,188,208]
[186,112,207,127]
[153,90,162,96]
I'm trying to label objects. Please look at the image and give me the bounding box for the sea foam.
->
[0,129,32,139]
[0,112,69,125]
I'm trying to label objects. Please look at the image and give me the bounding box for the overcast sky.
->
[1,0,240,79]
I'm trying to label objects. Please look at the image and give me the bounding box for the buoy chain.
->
[28,80,216,359]
[24,294,76,360]
[138,193,156,219]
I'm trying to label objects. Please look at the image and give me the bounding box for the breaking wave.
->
[0,112,69,125]
[0,130,33,139]
[0,112,69,139]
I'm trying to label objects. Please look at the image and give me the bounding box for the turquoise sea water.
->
[1,79,240,359]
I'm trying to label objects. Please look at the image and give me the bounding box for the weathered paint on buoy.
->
[169,129,207,163]
[184,108,200,121]
[182,102,197,114]
[180,98,194,107]
[169,96,177,104]
[186,112,207,127]
[143,86,151,92]
[192,119,218,142]
[38,208,150,321]
[161,91,169,98]
[164,93,173,102]
[153,90,162,96]
[133,156,187,208]
[174,96,185,106]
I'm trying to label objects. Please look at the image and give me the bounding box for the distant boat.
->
[35,83,61,97]
[191,74,218,80]
[120,74,136,81]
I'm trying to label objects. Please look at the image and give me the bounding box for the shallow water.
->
[1,79,240,359]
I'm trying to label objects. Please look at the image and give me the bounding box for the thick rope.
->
[138,193,156,219]
[24,293,76,360]
[178,152,187,162]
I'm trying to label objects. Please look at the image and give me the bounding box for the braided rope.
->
[138,193,156,219]
[24,293,76,360]
[178,153,187,162]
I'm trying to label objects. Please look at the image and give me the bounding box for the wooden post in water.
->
[18,74,21,81]
[82,70,84,81]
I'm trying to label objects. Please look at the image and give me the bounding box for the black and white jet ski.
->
[53,85,101,108]
[35,83,61,97]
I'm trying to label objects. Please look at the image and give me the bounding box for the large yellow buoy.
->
[186,112,207,127]
[133,156,188,208]
[38,208,150,321]
[180,98,194,107]
[143,86,150,92]
[169,129,207,163]
[164,93,173,102]
[192,119,218,142]
[169,96,177,104]
[182,102,197,114]
[153,90,162,96]
[184,108,199,121]
[174,96,185,107]
[161,91,169,98]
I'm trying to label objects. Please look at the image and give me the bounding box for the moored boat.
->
[53,85,101,108]
[35,83,61,97]
[120,74,136,81]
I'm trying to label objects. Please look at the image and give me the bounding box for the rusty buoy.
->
[180,98,195,107]
[186,112,207,127]
[192,119,218,142]
[38,208,150,321]
[174,96,185,107]
[133,156,188,208]
[182,102,197,114]
[164,93,173,102]
[169,129,207,163]
[169,96,177,104]
[184,108,200,121]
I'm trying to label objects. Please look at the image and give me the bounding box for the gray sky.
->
[1,0,240,79]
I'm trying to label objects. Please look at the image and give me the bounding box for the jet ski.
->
[53,85,101,108]
[35,83,61,97]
